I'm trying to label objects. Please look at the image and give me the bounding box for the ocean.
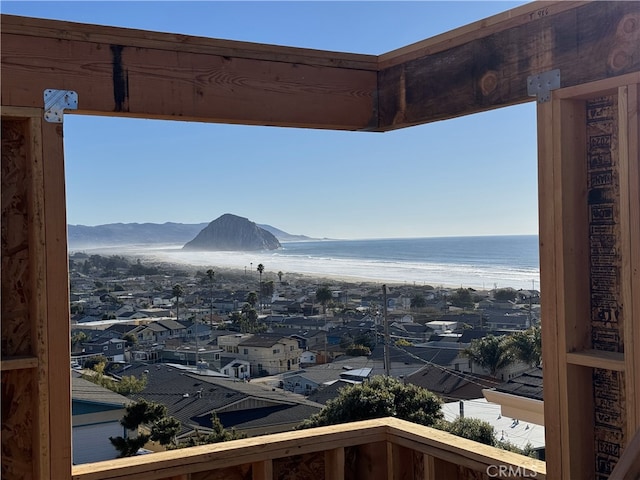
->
[114,235,540,290]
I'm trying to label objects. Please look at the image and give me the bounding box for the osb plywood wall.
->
[1,118,36,478]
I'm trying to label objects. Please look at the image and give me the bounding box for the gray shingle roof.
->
[72,377,132,407]
[124,363,322,437]
[495,367,543,401]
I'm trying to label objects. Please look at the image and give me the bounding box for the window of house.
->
[243,348,248,355]
[117,343,123,349]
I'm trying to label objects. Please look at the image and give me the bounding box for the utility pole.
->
[383,284,390,377]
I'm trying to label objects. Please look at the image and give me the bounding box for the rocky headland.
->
[182,213,281,252]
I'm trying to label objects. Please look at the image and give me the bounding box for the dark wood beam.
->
[377,1,640,130]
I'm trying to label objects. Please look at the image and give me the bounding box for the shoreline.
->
[70,243,537,292]
[72,251,502,295]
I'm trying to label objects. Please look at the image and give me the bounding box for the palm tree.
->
[172,284,184,322]
[206,269,215,325]
[462,335,513,377]
[315,285,332,315]
[506,325,542,367]
[256,263,264,312]
[246,291,258,309]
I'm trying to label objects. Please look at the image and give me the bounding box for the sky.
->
[2,1,539,240]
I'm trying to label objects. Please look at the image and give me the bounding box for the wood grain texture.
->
[1,370,35,479]
[0,32,377,131]
[273,452,323,480]
[1,118,32,357]
[378,1,640,130]
[0,14,378,71]
[41,121,71,480]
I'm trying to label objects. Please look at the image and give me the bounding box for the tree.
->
[346,344,371,356]
[449,288,474,309]
[172,284,185,322]
[438,417,496,446]
[315,285,332,314]
[297,376,443,429]
[71,331,89,347]
[246,291,258,308]
[506,325,542,367]
[256,263,264,311]
[122,332,137,346]
[463,335,513,377]
[82,362,147,395]
[494,288,517,302]
[110,400,180,456]
[186,413,246,446]
[410,294,427,310]
[277,271,283,283]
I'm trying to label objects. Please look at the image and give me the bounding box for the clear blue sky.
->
[2,1,538,240]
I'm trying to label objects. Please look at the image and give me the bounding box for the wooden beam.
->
[0,15,378,131]
[377,1,640,130]
[324,447,344,480]
[251,460,272,480]
[42,120,72,480]
[537,88,562,480]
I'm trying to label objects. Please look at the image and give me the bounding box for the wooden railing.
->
[71,417,546,480]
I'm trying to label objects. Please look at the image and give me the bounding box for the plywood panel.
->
[273,452,323,480]
[1,370,35,479]
[1,118,32,357]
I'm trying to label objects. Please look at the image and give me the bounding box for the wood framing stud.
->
[43,89,77,123]
[527,69,561,103]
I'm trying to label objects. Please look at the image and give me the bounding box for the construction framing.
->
[2,1,639,479]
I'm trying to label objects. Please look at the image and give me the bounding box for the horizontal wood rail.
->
[71,417,546,480]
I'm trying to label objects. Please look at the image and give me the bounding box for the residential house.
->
[71,376,132,465]
[160,343,222,367]
[219,358,251,379]
[123,364,322,440]
[80,338,127,362]
[404,364,498,401]
[217,333,303,376]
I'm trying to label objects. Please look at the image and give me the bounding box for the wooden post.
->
[324,447,345,480]
[539,73,640,479]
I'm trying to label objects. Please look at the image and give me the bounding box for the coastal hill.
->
[183,214,280,251]
[67,217,313,249]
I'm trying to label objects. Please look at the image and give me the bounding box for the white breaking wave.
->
[82,243,540,290]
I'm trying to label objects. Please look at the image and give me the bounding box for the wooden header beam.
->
[378,1,640,129]
[2,1,639,131]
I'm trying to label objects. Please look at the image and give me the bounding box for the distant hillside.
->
[67,218,311,249]
[68,222,208,249]
[257,224,312,242]
[183,214,280,251]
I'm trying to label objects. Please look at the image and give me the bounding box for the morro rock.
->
[182,214,281,251]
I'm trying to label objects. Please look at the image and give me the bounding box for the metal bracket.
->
[44,89,78,123]
[527,69,560,103]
